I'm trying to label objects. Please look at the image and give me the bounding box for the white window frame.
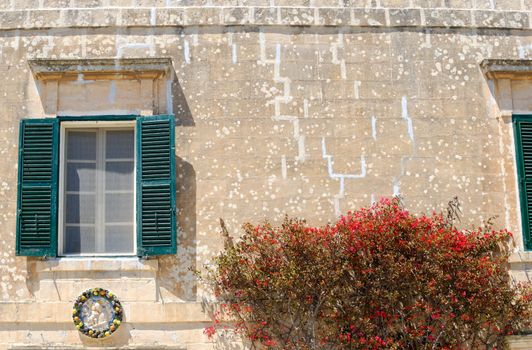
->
[58,120,137,257]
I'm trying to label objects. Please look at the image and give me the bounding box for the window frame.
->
[16,114,177,258]
[58,120,137,257]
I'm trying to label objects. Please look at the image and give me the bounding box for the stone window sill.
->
[33,257,158,273]
[509,251,532,263]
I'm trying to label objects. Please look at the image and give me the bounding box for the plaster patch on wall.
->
[81,31,87,58]
[330,31,346,80]
[191,32,199,46]
[322,137,366,216]
[184,39,190,64]
[518,44,531,59]
[42,35,54,58]
[150,7,157,26]
[74,73,94,85]
[354,80,361,99]
[401,95,415,144]
[259,31,307,163]
[228,29,237,64]
[281,155,287,179]
[384,8,390,26]
[393,179,400,196]
[108,80,116,103]
[421,29,432,49]
[166,79,173,114]
[232,43,237,64]
[371,116,377,140]
[394,96,417,198]
[12,29,20,50]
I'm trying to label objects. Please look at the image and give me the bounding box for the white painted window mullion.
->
[95,129,105,253]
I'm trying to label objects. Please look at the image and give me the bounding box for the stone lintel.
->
[481,59,532,80]
[481,59,532,119]
[29,58,173,82]
[509,251,532,265]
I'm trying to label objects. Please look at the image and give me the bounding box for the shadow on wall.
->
[172,76,194,127]
[156,155,198,302]
[155,69,197,301]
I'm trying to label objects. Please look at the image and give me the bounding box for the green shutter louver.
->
[16,119,59,256]
[514,116,532,251]
[136,115,177,256]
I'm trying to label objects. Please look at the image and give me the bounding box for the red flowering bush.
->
[204,198,531,349]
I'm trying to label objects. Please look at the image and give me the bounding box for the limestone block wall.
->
[0,1,532,349]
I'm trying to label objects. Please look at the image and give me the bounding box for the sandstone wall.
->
[0,1,531,349]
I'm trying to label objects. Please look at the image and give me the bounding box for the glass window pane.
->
[66,193,95,224]
[105,225,134,253]
[105,193,133,223]
[106,130,134,159]
[63,126,136,255]
[105,161,134,191]
[67,131,96,160]
[67,162,96,192]
[64,226,95,254]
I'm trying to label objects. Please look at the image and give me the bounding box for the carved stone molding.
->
[29,58,172,82]
[28,58,174,116]
[481,59,532,119]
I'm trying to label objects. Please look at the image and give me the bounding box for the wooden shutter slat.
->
[136,115,176,256]
[16,119,59,256]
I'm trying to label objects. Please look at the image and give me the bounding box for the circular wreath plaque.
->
[72,288,123,338]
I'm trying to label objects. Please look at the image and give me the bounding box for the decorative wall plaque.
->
[72,288,123,338]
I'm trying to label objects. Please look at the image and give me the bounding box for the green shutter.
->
[136,115,177,256]
[16,119,59,256]
[514,116,532,251]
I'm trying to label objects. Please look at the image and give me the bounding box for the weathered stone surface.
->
[0,7,530,30]
[1,1,532,349]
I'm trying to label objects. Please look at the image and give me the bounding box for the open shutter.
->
[137,115,176,256]
[515,116,532,251]
[16,119,59,256]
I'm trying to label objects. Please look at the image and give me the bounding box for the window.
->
[16,115,177,257]
[60,124,136,255]
[514,114,532,251]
